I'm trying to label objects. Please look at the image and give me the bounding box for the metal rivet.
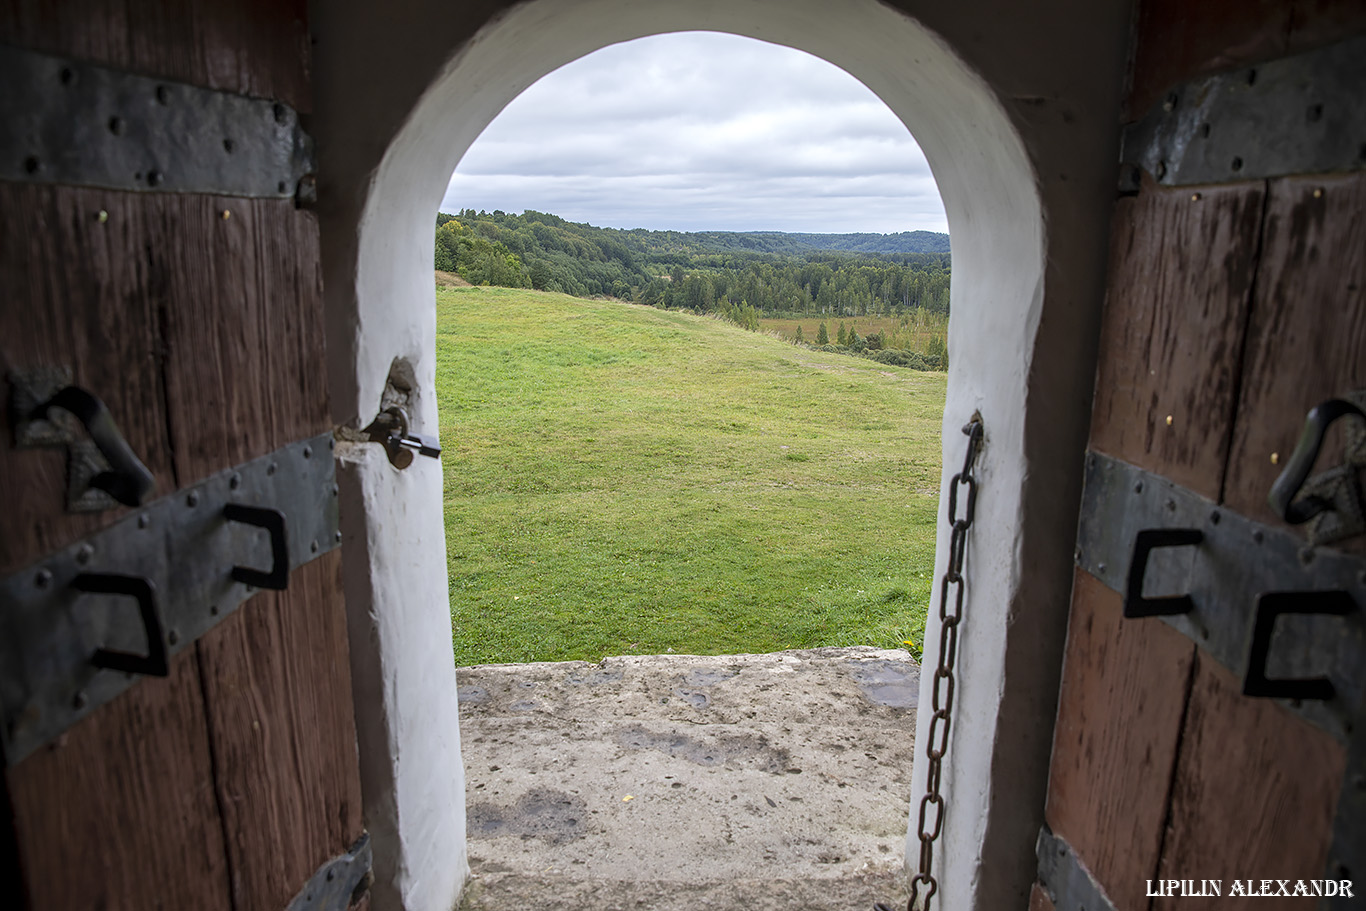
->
[223,138,235,153]
[97,209,109,223]
[1166,499,1176,512]
[1253,530,1264,544]
[155,85,170,104]
[230,473,241,490]
[1270,452,1280,465]
[76,544,94,565]
[1246,68,1257,87]
[1166,414,1174,426]
[1210,510,1221,525]
[73,691,89,710]
[108,116,124,135]
[147,170,163,187]
[277,180,287,194]
[210,604,220,616]
[1190,193,1201,202]
[137,514,150,529]
[328,438,335,451]
[1300,547,1316,566]
[273,102,288,124]
[167,629,179,646]
[1308,103,1323,123]
[59,67,75,85]
[303,445,313,459]
[221,209,232,220]
[35,569,53,589]
[1313,188,1323,199]
[186,491,200,507]
[327,870,335,882]
[1134,481,1144,494]
[1231,156,1243,172]
[23,156,40,174]
[310,540,319,554]
[1156,160,1168,180]
[1097,562,1107,573]
[1162,93,1178,112]
[1199,122,1211,139]
[331,483,339,497]
[1073,546,1083,562]
[335,530,343,543]
[267,461,278,476]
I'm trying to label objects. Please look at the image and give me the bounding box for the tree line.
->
[435,209,951,320]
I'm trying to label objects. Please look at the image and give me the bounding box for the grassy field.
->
[436,286,946,665]
[759,310,948,352]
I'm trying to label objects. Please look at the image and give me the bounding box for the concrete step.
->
[455,647,920,910]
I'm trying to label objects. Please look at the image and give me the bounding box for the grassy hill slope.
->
[437,287,946,665]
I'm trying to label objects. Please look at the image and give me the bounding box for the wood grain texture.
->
[1029,881,1057,911]
[5,649,232,911]
[1044,570,1196,911]
[0,0,311,110]
[1088,176,1266,500]
[1152,653,1346,909]
[196,550,363,910]
[1224,173,1366,555]
[0,183,175,574]
[154,196,329,484]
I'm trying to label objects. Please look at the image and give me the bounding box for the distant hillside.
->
[683,230,951,255]
[436,209,951,317]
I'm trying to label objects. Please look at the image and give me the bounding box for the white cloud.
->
[442,32,948,234]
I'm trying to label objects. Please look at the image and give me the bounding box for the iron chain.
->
[878,417,982,911]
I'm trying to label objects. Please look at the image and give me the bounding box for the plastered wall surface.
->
[308,1,1130,908]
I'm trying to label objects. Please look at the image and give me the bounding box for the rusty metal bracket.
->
[287,832,373,911]
[0,44,314,199]
[0,433,340,766]
[1076,451,1366,744]
[1121,34,1366,187]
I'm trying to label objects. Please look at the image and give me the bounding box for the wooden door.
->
[0,4,366,909]
[1033,3,1366,910]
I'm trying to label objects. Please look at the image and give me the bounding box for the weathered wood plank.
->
[196,550,363,910]
[1151,653,1345,909]
[0,184,175,574]
[1088,176,1265,500]
[142,196,328,484]
[1029,881,1057,911]
[5,649,232,911]
[0,0,311,109]
[1224,173,1366,555]
[1044,570,1196,911]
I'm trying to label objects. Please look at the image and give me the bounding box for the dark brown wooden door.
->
[0,4,365,909]
[1033,3,1366,910]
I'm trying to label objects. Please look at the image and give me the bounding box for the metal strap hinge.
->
[288,832,374,911]
[1035,827,1118,911]
[0,433,340,765]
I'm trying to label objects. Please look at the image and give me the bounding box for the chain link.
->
[878,417,982,911]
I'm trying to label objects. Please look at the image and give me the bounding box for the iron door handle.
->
[73,573,169,677]
[1124,528,1202,618]
[1243,590,1355,701]
[35,386,155,507]
[1268,397,1366,525]
[224,504,290,590]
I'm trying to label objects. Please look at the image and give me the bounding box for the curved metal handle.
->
[73,573,169,677]
[1268,398,1366,525]
[1124,528,1202,618]
[37,386,155,507]
[1243,591,1354,701]
[224,504,289,590]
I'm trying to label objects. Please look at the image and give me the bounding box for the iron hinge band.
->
[1119,33,1366,190]
[1035,827,1118,911]
[288,832,373,911]
[0,43,315,200]
[1075,451,1366,745]
[0,432,341,766]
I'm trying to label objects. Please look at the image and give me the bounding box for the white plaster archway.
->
[309,1,1130,909]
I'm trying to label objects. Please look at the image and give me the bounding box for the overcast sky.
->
[441,32,948,235]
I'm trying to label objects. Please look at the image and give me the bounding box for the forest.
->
[434,209,952,321]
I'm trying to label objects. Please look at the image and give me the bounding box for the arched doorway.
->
[309,1,1128,908]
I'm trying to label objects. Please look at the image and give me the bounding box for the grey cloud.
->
[443,32,947,234]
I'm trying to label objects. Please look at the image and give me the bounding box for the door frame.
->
[308,1,1131,907]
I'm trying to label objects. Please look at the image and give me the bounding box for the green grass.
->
[436,286,946,665]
